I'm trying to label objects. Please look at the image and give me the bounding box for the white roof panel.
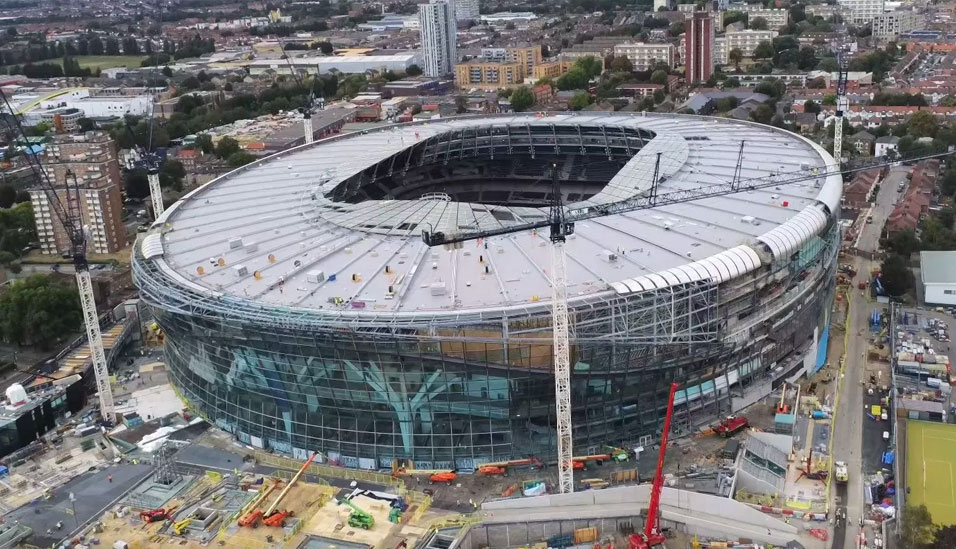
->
[147,113,835,314]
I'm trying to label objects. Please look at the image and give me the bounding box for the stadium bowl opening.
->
[134,113,842,468]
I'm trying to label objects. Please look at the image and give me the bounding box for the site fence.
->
[255,451,405,491]
[824,287,853,514]
[889,302,903,538]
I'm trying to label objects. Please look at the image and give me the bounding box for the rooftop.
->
[921,251,956,285]
[141,113,840,318]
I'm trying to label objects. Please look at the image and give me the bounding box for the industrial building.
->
[920,251,956,306]
[134,113,841,469]
[246,54,422,76]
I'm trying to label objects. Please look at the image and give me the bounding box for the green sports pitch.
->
[907,420,956,525]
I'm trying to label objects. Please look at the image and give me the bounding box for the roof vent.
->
[602,250,618,262]
[307,270,325,283]
[430,281,447,296]
[741,215,756,224]
[233,264,249,277]
[245,241,259,252]
[229,237,244,250]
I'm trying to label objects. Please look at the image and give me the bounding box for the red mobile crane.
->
[629,382,679,549]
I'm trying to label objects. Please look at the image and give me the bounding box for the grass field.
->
[74,55,146,70]
[907,421,956,525]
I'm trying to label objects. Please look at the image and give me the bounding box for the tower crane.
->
[832,45,850,166]
[123,106,165,220]
[0,89,116,423]
[274,27,321,145]
[121,0,167,220]
[629,382,679,549]
[421,141,956,495]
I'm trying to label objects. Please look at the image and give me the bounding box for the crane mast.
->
[548,164,575,495]
[629,382,679,549]
[833,47,850,166]
[1,90,115,423]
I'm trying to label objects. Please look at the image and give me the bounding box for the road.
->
[856,166,908,254]
[833,172,906,547]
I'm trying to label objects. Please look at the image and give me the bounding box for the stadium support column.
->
[304,114,313,145]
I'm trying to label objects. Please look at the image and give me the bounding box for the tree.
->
[77,117,96,132]
[753,41,774,59]
[932,525,956,549]
[886,229,919,255]
[816,57,839,72]
[406,64,422,76]
[570,91,590,111]
[124,169,150,199]
[610,55,633,73]
[728,48,743,69]
[556,68,590,90]
[0,275,81,349]
[227,151,255,167]
[940,95,956,107]
[509,86,535,112]
[159,159,186,190]
[900,504,936,548]
[803,100,821,114]
[880,254,914,297]
[907,110,938,138]
[722,77,740,89]
[750,17,769,30]
[650,69,668,85]
[161,66,173,77]
[316,41,334,55]
[574,56,603,79]
[194,134,214,155]
[750,104,774,125]
[807,76,827,89]
[0,186,14,209]
[215,136,241,159]
[669,21,685,36]
[455,94,468,114]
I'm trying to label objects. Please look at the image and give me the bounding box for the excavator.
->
[338,497,375,530]
[629,382,679,549]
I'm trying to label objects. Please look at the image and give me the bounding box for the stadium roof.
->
[144,113,841,316]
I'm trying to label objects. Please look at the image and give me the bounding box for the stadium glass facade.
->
[136,218,838,470]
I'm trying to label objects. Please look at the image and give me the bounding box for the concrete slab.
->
[5,463,154,548]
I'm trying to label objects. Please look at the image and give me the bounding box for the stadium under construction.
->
[133,113,842,470]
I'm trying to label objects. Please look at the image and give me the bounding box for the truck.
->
[713,416,749,438]
[835,461,848,484]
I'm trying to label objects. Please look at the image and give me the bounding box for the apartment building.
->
[30,132,126,255]
[686,11,715,84]
[872,10,924,41]
[731,6,789,29]
[455,0,479,21]
[837,0,885,24]
[454,61,524,90]
[612,43,676,71]
[713,29,777,65]
[419,0,458,77]
[479,45,543,79]
[532,60,575,80]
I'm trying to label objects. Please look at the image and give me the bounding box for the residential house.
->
[875,135,900,158]
[849,130,876,155]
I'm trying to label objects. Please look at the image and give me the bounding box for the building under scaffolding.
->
[133,113,842,470]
